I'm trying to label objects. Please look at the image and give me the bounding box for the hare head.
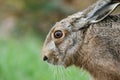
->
[42,18,85,67]
[42,0,120,67]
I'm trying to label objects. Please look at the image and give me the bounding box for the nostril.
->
[43,56,48,61]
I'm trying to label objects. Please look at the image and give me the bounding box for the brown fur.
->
[73,15,120,80]
[42,14,120,80]
[42,0,120,80]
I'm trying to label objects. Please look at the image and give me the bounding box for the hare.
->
[42,0,120,80]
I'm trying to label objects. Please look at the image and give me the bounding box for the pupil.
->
[54,30,63,38]
[56,32,60,36]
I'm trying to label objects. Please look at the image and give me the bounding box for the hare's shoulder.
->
[83,16,120,61]
[83,14,120,51]
[82,18,120,68]
[89,14,120,38]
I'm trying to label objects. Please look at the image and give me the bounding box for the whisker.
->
[60,67,65,80]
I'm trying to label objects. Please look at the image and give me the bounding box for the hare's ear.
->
[89,2,120,23]
[70,0,120,31]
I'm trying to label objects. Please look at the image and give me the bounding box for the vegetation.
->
[0,0,119,80]
[0,37,90,80]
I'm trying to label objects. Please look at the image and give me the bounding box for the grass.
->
[0,36,91,80]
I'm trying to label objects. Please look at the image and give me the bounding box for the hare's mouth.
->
[43,53,67,67]
[44,56,66,66]
[47,58,59,65]
[43,55,59,65]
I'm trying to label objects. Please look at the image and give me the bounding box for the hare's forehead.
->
[53,18,71,30]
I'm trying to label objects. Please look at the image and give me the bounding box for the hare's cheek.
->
[54,39,64,45]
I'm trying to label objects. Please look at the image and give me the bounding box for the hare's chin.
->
[47,59,66,66]
[47,59,58,65]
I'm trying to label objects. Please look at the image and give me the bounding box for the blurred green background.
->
[0,0,120,80]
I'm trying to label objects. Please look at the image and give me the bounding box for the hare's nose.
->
[43,56,48,61]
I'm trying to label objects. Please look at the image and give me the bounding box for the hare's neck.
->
[73,30,91,68]
[74,45,92,69]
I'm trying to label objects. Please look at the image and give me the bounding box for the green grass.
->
[0,37,91,80]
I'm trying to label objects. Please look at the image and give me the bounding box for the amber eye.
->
[54,30,63,39]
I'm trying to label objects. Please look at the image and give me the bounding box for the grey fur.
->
[42,0,120,80]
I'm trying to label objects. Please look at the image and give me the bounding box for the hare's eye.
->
[54,30,63,39]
